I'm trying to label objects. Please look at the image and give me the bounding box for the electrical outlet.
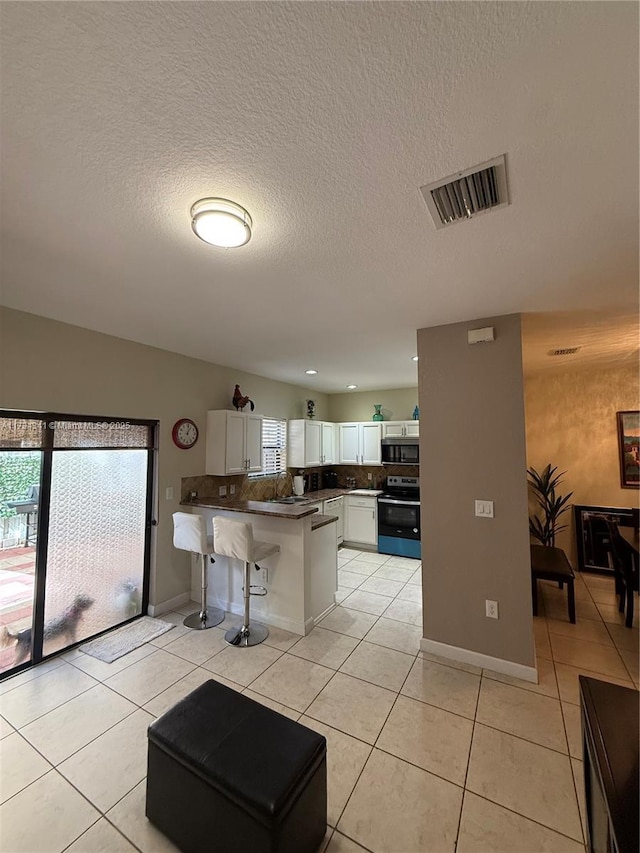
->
[165,486,174,501]
[485,600,499,619]
[255,566,268,584]
[229,484,236,495]
[219,485,227,497]
[367,472,372,481]
[190,490,198,499]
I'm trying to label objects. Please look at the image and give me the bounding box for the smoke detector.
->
[420,155,510,229]
[548,347,581,357]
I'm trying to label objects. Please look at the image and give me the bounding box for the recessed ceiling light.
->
[191,198,252,248]
[346,384,357,389]
[412,356,419,361]
[305,369,318,375]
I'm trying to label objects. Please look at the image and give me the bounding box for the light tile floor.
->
[0,551,637,853]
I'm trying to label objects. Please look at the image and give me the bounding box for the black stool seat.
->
[530,544,576,623]
[146,680,327,853]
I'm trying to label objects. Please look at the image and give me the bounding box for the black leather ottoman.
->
[146,680,327,853]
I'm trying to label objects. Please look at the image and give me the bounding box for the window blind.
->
[249,417,287,477]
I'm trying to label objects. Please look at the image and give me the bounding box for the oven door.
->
[377,498,420,540]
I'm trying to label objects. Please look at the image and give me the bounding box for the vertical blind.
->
[252,417,287,477]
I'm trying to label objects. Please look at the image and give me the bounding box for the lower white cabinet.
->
[345,494,378,546]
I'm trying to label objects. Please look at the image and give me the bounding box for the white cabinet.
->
[338,422,382,465]
[288,420,337,467]
[382,421,419,438]
[205,410,263,475]
[345,494,378,546]
[323,495,344,545]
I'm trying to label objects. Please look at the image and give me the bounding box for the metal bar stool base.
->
[183,608,225,630]
[225,622,269,647]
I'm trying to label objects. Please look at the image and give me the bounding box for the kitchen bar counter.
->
[184,502,338,636]
[181,497,318,519]
[181,487,383,517]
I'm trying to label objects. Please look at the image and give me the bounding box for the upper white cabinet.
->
[288,420,337,467]
[382,421,419,438]
[206,410,263,475]
[338,422,381,465]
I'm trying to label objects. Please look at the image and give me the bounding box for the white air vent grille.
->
[548,347,581,357]
[420,155,510,229]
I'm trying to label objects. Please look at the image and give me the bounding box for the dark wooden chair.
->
[530,544,575,623]
[606,521,637,628]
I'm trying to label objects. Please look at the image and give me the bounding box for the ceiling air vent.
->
[548,347,581,357]
[420,155,510,229]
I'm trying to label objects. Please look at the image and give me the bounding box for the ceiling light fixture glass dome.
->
[346,384,358,389]
[191,198,252,248]
[305,369,318,375]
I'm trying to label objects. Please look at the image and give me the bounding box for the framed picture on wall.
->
[616,410,640,488]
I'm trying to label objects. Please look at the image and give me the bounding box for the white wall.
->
[0,307,327,607]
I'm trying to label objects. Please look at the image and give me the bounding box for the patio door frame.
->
[0,410,158,680]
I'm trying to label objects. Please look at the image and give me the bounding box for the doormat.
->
[80,616,174,663]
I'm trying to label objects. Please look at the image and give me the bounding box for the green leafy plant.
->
[0,452,41,519]
[527,464,574,547]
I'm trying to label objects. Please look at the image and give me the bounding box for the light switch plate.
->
[219,485,227,497]
[475,500,494,518]
[165,486,174,501]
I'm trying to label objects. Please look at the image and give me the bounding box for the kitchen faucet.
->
[274,470,293,499]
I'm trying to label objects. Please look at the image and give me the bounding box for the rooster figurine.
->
[232,384,255,411]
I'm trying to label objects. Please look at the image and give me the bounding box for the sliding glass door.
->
[0,413,156,678]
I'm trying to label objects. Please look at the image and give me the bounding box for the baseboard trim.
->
[147,592,190,617]
[419,637,538,683]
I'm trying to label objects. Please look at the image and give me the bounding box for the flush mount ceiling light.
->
[190,198,252,248]
[412,356,419,361]
[346,384,358,390]
[305,369,318,375]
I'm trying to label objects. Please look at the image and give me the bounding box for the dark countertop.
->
[311,514,338,531]
[181,487,382,519]
[181,497,319,519]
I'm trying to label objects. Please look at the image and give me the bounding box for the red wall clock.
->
[172,418,199,449]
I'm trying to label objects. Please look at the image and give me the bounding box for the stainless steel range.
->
[377,476,421,559]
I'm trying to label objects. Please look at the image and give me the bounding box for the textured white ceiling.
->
[1,1,638,391]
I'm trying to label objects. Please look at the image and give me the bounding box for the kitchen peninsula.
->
[181,497,338,635]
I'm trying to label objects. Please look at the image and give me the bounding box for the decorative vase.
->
[413,405,419,420]
[372,404,383,422]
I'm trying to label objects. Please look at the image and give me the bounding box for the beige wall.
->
[0,308,327,607]
[328,388,418,423]
[525,363,640,560]
[418,314,534,667]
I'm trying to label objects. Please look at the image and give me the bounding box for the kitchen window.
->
[249,417,287,478]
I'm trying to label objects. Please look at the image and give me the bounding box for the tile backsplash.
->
[181,464,419,503]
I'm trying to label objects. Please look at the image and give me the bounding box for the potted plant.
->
[527,464,574,547]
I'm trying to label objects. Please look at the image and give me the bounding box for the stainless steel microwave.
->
[381,437,419,465]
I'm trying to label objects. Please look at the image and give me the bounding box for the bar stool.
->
[212,516,280,647]
[172,512,225,630]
